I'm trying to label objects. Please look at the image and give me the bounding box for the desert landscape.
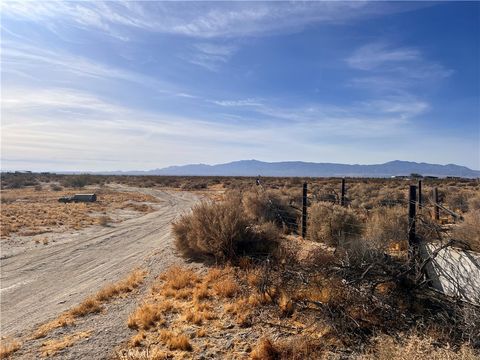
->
[2,1,479,359]
[1,173,479,359]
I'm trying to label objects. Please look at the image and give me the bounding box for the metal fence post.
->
[408,185,417,258]
[433,187,440,221]
[340,178,346,207]
[302,182,307,239]
[418,180,423,209]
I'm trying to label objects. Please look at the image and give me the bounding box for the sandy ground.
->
[0,187,200,358]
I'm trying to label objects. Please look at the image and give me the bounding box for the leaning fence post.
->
[302,182,307,239]
[340,178,346,207]
[408,185,417,258]
[418,180,423,209]
[433,187,440,221]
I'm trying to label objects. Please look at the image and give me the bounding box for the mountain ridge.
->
[99,160,479,178]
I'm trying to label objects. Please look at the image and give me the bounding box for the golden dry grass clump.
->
[0,338,21,359]
[158,330,192,351]
[128,303,165,330]
[250,338,279,360]
[160,265,198,290]
[40,331,90,357]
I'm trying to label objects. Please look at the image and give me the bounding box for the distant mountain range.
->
[104,160,480,178]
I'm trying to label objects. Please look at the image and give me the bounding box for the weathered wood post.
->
[418,180,423,209]
[340,178,346,207]
[302,182,307,239]
[433,187,440,221]
[408,185,417,258]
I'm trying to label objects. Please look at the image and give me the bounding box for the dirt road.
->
[0,188,199,338]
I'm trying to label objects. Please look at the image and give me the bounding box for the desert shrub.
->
[61,174,96,188]
[173,192,279,261]
[446,192,469,213]
[50,184,63,191]
[243,189,298,233]
[416,214,443,243]
[377,189,405,207]
[0,195,16,204]
[307,202,363,246]
[180,181,207,190]
[451,210,480,252]
[468,195,480,211]
[364,206,408,250]
[317,192,338,203]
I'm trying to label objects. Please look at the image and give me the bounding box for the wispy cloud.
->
[212,98,263,107]
[1,1,430,39]
[346,42,453,93]
[186,43,237,71]
[1,41,199,99]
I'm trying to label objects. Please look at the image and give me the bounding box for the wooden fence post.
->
[408,185,417,258]
[302,182,307,239]
[433,187,440,221]
[340,178,346,207]
[418,180,423,209]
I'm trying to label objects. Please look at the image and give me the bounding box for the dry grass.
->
[278,291,294,316]
[364,206,408,250]
[97,215,111,226]
[0,188,158,237]
[158,330,192,351]
[40,331,90,357]
[452,210,480,252]
[33,314,75,339]
[360,334,479,360]
[69,297,103,317]
[193,282,210,301]
[250,338,279,360]
[95,269,147,301]
[0,338,21,359]
[127,303,164,330]
[114,347,169,360]
[33,269,147,339]
[212,275,239,298]
[308,202,363,246]
[160,265,198,290]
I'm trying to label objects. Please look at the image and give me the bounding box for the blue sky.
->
[1,1,479,171]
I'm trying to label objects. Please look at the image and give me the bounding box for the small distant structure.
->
[58,194,97,203]
[424,176,439,180]
[390,175,410,180]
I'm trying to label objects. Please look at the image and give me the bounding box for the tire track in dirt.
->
[0,189,199,338]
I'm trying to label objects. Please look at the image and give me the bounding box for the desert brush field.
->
[1,173,479,359]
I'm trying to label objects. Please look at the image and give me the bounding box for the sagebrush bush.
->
[173,192,279,261]
[307,202,363,246]
[446,192,469,213]
[364,206,408,250]
[452,210,480,252]
[243,189,298,233]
